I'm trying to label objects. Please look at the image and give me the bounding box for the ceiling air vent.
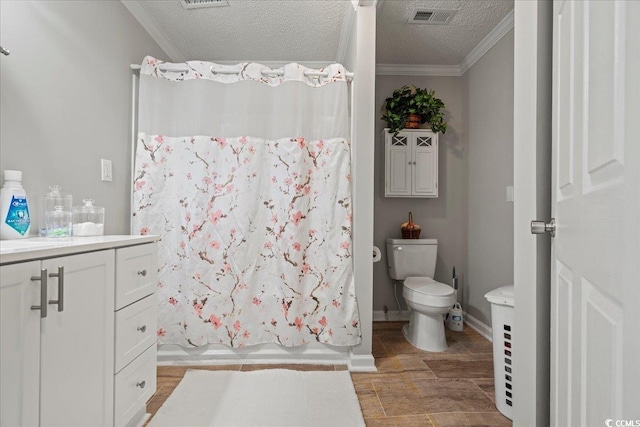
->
[180,0,229,9]
[409,9,458,25]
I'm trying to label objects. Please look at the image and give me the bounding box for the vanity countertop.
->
[0,235,159,265]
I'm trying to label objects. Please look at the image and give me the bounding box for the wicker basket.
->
[402,228,421,239]
[401,211,421,239]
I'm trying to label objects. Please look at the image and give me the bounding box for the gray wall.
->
[374,30,514,326]
[462,29,514,325]
[0,1,167,235]
[374,76,467,311]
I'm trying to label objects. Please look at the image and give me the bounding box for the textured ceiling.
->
[377,0,514,65]
[134,0,349,63]
[125,0,514,66]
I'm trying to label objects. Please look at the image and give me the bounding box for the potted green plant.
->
[381,85,448,136]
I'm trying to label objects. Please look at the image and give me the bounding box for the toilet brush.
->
[452,266,459,303]
[446,266,464,331]
[445,267,459,316]
[446,267,458,320]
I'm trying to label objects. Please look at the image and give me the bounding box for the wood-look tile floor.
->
[147,321,512,427]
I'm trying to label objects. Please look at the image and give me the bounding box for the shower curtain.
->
[133,56,361,348]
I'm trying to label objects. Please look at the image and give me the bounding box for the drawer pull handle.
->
[136,380,146,389]
[137,270,147,277]
[48,266,64,312]
[137,325,147,333]
[31,269,48,318]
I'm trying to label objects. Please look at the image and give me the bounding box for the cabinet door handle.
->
[137,325,147,333]
[136,380,146,389]
[31,268,48,318]
[137,269,147,277]
[48,266,64,312]
[413,161,416,165]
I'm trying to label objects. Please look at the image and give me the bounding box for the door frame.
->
[513,0,553,425]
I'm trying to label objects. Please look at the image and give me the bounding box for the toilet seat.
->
[403,277,454,308]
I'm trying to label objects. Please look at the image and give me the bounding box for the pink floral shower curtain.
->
[133,57,360,348]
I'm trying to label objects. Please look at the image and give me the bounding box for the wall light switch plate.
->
[101,159,113,182]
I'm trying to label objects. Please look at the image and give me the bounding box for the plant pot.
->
[405,114,422,129]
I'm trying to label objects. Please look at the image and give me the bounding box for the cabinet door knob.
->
[137,269,147,277]
[136,380,146,389]
[137,325,147,333]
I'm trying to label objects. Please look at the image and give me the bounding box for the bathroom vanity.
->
[0,235,158,427]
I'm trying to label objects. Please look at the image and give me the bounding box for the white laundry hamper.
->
[484,285,514,421]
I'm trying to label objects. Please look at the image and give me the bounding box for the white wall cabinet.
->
[0,237,157,427]
[384,129,439,198]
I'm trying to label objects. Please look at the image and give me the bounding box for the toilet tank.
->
[386,238,437,280]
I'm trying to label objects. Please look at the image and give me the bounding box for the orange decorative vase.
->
[405,114,422,129]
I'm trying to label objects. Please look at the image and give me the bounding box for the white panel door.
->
[551,1,640,425]
[0,261,40,427]
[40,250,115,427]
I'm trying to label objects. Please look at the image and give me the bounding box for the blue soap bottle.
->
[0,170,31,240]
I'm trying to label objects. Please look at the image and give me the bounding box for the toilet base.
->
[402,310,448,352]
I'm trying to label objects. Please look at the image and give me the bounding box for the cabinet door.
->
[0,262,40,427]
[40,251,115,427]
[385,132,412,196]
[413,134,438,197]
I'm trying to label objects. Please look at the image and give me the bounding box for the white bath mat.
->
[148,369,366,427]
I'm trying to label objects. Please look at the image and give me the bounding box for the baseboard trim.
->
[348,353,377,372]
[372,309,410,321]
[463,312,493,342]
[373,309,492,343]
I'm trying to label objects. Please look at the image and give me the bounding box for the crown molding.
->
[376,8,513,77]
[120,0,186,63]
[459,9,514,75]
[376,63,462,77]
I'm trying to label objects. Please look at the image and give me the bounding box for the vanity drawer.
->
[115,294,157,373]
[114,345,156,427]
[115,243,157,309]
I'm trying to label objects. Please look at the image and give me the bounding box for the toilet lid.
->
[404,277,454,296]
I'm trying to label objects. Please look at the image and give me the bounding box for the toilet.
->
[386,238,455,352]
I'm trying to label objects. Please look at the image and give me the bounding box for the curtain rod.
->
[130,64,354,81]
